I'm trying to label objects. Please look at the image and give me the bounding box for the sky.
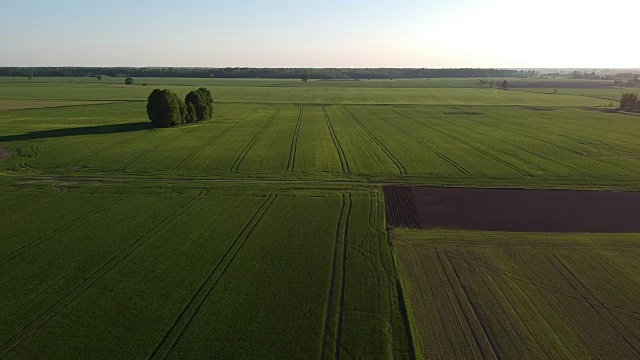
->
[1,0,638,68]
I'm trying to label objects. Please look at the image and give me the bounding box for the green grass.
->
[395,229,640,359]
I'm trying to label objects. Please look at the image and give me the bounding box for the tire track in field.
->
[446,253,607,308]
[0,191,208,358]
[439,251,499,359]
[322,106,350,173]
[465,110,640,176]
[321,194,349,360]
[341,106,407,175]
[334,193,352,360]
[444,113,600,179]
[148,194,277,360]
[30,143,42,157]
[229,107,281,173]
[473,253,551,358]
[0,192,132,267]
[546,254,640,355]
[174,108,259,170]
[286,107,303,172]
[371,110,469,175]
[391,108,532,177]
[17,144,43,173]
[114,106,248,172]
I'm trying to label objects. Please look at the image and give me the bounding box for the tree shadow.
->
[0,122,153,142]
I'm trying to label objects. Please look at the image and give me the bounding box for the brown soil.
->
[384,186,640,232]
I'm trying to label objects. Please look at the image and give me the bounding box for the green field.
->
[1,77,639,359]
[395,229,640,359]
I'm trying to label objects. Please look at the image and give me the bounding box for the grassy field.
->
[1,77,639,359]
[1,101,640,189]
[395,229,640,359]
[0,183,413,359]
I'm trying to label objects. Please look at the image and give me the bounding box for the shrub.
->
[125,77,134,85]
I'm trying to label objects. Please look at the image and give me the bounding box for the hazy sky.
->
[1,0,638,68]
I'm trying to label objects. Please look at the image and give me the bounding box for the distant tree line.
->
[620,93,640,111]
[147,88,214,128]
[570,71,639,86]
[0,67,538,80]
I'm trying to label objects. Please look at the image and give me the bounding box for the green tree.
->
[489,79,495,88]
[302,72,309,83]
[146,89,186,128]
[96,74,103,81]
[620,92,639,110]
[125,77,134,85]
[184,87,214,122]
[502,80,509,90]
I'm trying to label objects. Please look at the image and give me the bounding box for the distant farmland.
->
[1,76,639,359]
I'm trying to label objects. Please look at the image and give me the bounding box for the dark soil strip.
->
[230,107,280,172]
[0,191,208,358]
[384,186,640,233]
[383,186,421,228]
[287,107,303,172]
[322,106,350,173]
[148,194,277,360]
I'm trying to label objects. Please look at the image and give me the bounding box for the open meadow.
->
[1,77,639,359]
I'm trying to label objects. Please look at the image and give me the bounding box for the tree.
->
[124,77,134,85]
[184,87,214,123]
[502,80,509,90]
[146,89,186,128]
[634,74,639,87]
[96,75,102,81]
[302,72,309,83]
[489,79,496,88]
[27,73,33,80]
[620,92,639,110]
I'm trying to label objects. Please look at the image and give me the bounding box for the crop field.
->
[395,230,640,359]
[0,183,414,359]
[1,83,640,189]
[1,77,640,359]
